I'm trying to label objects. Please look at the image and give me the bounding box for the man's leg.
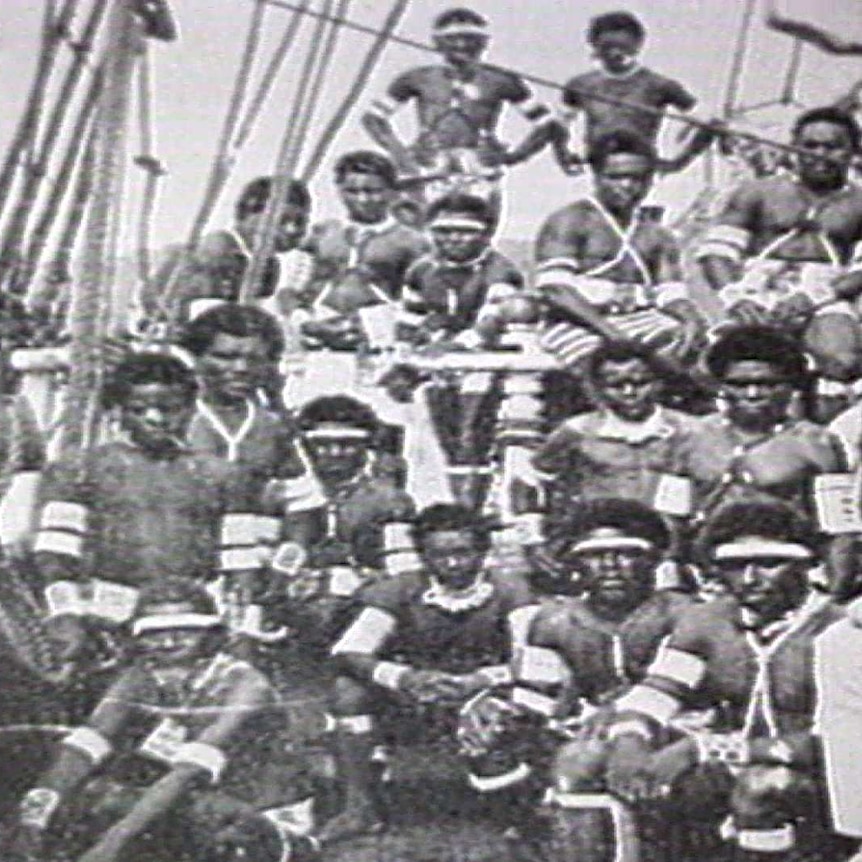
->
[317,675,385,844]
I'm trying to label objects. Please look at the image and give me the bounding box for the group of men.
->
[5,5,862,862]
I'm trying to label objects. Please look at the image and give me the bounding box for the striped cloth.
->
[540,308,682,369]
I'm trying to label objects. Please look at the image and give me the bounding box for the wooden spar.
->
[0,1,81,239]
[21,67,105,299]
[0,0,109,295]
[301,0,409,182]
[237,0,338,304]
[57,0,143,456]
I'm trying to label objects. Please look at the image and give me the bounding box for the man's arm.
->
[361,71,419,173]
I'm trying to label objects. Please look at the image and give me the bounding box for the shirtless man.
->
[552,11,716,175]
[536,130,706,370]
[362,7,553,205]
[697,106,862,405]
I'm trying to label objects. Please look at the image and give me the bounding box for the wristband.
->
[171,742,227,783]
[20,788,60,829]
[63,726,113,765]
[372,661,410,691]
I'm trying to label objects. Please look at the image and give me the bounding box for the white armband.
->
[695,225,751,263]
[44,580,85,618]
[654,281,689,309]
[478,665,514,686]
[372,661,410,691]
[20,787,61,829]
[63,726,113,764]
[171,741,227,783]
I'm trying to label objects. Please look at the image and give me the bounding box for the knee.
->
[329,675,372,717]
[731,765,797,824]
[552,738,609,792]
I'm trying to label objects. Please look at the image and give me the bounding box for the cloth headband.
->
[569,536,653,554]
[303,428,371,440]
[713,539,813,561]
[132,613,221,636]
[434,22,488,37]
[429,216,488,231]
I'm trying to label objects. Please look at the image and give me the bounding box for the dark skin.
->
[592,357,662,422]
[196,332,271,423]
[719,360,795,434]
[337,171,396,226]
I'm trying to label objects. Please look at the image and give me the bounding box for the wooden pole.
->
[57,0,142,456]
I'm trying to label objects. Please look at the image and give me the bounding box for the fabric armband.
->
[695,225,751,263]
[384,523,421,577]
[511,685,557,717]
[44,580,85,618]
[649,646,706,690]
[478,665,514,686]
[89,579,140,624]
[171,741,227,783]
[516,645,570,687]
[20,787,60,829]
[372,661,411,691]
[535,257,581,291]
[63,726,113,764]
[613,684,680,725]
[813,474,862,534]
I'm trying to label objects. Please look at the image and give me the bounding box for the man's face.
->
[568,528,655,612]
[430,222,490,264]
[594,153,654,216]
[239,203,309,253]
[198,332,270,403]
[794,120,853,189]
[592,29,641,75]
[433,32,488,67]
[121,383,194,454]
[338,171,394,225]
[420,528,486,591]
[721,360,794,431]
[305,425,368,484]
[715,549,809,623]
[137,602,212,668]
[594,357,661,421]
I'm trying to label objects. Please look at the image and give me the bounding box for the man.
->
[362,7,553,205]
[551,11,716,175]
[297,150,429,354]
[601,501,849,862]
[11,579,320,862]
[32,353,275,659]
[677,325,847,521]
[459,499,692,809]
[536,130,706,370]
[696,106,862,408]
[529,341,696,533]
[321,503,536,844]
[143,176,313,327]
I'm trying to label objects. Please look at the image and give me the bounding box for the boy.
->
[555,11,715,174]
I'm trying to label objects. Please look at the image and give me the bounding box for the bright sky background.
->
[1,0,861,260]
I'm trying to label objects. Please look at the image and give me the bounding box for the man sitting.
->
[536,130,706,371]
[601,502,850,862]
[11,578,320,862]
[320,503,536,844]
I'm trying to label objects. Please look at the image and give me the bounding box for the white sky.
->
[1,0,861,256]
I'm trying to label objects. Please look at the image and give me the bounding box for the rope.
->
[232,0,311,153]
[779,39,805,107]
[0,0,82,287]
[300,0,409,182]
[258,0,841,170]
[721,0,758,120]
[21,66,105,302]
[58,0,142,457]
[237,0,340,304]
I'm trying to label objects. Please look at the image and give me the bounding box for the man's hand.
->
[727,298,771,326]
[605,734,663,804]
[45,613,87,663]
[399,669,465,705]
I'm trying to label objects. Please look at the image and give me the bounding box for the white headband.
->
[133,613,221,636]
[304,428,370,440]
[434,22,488,38]
[569,536,653,554]
[713,539,813,561]
[429,216,488,231]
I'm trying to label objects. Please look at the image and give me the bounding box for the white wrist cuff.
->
[372,661,410,691]
[63,727,113,765]
[20,788,60,829]
[171,742,227,783]
[44,580,85,618]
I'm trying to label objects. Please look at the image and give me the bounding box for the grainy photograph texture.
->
[1,1,862,860]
